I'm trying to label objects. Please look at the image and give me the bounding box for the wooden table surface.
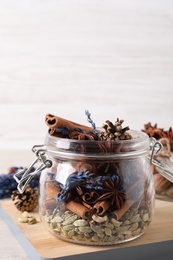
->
[1,198,173,260]
[0,0,173,259]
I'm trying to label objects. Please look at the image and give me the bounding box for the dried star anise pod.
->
[164,127,173,151]
[142,123,173,151]
[142,122,166,140]
[99,118,132,141]
[98,175,126,210]
[69,130,98,140]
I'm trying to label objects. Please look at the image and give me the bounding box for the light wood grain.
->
[1,199,173,259]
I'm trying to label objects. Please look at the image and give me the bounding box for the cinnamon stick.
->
[82,191,99,204]
[81,201,93,210]
[46,182,60,200]
[45,114,93,136]
[93,200,111,216]
[43,198,57,210]
[45,182,92,219]
[113,179,146,220]
[113,200,134,220]
[65,200,92,219]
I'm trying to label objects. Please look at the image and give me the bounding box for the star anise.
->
[75,186,98,206]
[69,130,98,140]
[142,122,166,140]
[164,127,173,151]
[98,175,126,210]
[142,123,173,151]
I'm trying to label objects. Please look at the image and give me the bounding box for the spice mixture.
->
[39,112,154,245]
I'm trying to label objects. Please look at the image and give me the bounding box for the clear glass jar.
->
[152,156,173,202]
[38,130,155,245]
[148,137,173,202]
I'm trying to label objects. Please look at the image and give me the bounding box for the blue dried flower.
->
[55,127,70,135]
[56,171,121,203]
[73,128,83,133]
[0,167,40,199]
[85,110,96,129]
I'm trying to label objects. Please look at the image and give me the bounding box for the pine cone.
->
[99,119,132,141]
[11,185,38,212]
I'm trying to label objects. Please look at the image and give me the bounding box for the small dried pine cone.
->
[11,185,38,212]
[99,131,132,141]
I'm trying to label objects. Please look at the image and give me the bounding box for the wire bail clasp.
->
[150,137,162,164]
[13,145,52,193]
[150,138,173,183]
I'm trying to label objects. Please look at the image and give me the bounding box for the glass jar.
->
[148,137,173,202]
[152,154,173,202]
[35,130,154,245]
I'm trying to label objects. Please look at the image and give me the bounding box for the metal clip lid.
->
[13,145,52,193]
[150,138,173,183]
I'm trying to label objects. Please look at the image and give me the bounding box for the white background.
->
[0,0,173,151]
[0,0,173,259]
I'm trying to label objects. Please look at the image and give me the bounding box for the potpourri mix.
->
[38,111,155,245]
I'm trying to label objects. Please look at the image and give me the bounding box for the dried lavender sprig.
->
[0,167,40,199]
[85,110,96,130]
[56,171,123,202]
[55,127,71,135]
[55,127,84,135]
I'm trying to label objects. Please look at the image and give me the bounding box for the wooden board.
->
[0,199,173,260]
